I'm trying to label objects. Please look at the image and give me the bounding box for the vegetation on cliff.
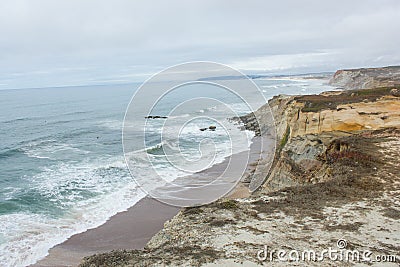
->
[297,86,398,112]
[81,128,399,266]
[80,67,400,266]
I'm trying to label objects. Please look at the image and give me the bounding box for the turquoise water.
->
[0,84,141,266]
[0,76,335,266]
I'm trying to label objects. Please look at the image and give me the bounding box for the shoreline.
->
[32,197,179,267]
[33,136,272,267]
[80,83,400,266]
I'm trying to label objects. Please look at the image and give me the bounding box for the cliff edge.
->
[80,81,400,266]
[329,66,400,90]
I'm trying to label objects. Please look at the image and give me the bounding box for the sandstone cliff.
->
[80,85,400,267]
[236,86,400,192]
[261,87,400,192]
[329,66,400,90]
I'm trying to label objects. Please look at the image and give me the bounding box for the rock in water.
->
[145,115,168,119]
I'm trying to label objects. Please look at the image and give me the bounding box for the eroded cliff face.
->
[329,66,400,90]
[262,87,400,192]
[81,129,400,267]
[261,87,400,138]
[236,86,400,192]
[80,86,400,267]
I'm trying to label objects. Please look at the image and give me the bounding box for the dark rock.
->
[390,88,400,97]
[381,115,389,120]
[145,115,168,119]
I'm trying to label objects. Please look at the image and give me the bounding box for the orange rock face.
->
[289,96,400,137]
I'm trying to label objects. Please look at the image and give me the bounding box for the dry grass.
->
[381,208,400,220]
[252,130,388,219]
[80,246,223,267]
[182,206,204,215]
[209,199,239,210]
[295,86,397,112]
[79,129,399,267]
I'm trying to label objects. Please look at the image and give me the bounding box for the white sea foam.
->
[1,117,251,267]
[0,77,336,267]
[0,157,145,267]
[98,120,123,130]
[21,141,90,159]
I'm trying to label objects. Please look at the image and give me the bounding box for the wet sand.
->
[32,197,179,267]
[33,136,273,267]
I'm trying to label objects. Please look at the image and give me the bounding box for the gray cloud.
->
[0,0,399,89]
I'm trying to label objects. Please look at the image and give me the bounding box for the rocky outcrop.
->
[260,86,400,192]
[81,128,400,267]
[145,115,168,119]
[80,75,400,266]
[329,65,400,90]
[199,126,217,131]
[230,86,400,192]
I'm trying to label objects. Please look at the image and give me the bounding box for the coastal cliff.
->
[329,66,400,90]
[80,71,400,266]
[260,87,400,192]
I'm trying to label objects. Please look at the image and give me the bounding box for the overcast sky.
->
[0,0,399,89]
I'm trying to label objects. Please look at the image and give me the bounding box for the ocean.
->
[0,76,335,266]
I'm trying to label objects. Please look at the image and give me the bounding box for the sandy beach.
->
[32,197,179,267]
[33,136,273,267]
[79,85,400,266]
